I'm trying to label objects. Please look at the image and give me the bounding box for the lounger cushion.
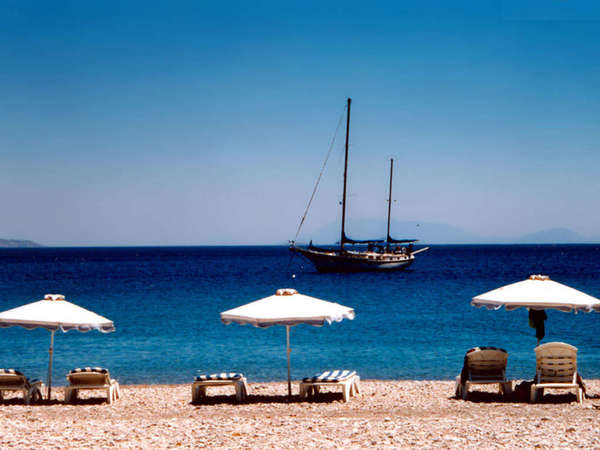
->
[0,369,41,387]
[194,373,244,382]
[69,367,109,374]
[0,368,25,376]
[302,370,356,383]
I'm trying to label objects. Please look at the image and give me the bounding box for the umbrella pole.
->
[286,325,291,398]
[47,330,55,400]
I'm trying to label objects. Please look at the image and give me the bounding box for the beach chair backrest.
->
[67,368,110,386]
[466,348,507,380]
[0,369,26,387]
[535,342,578,383]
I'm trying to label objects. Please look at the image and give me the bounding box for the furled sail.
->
[342,233,386,245]
[386,236,418,244]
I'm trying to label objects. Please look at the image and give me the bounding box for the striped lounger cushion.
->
[303,370,356,383]
[69,367,109,374]
[0,368,24,376]
[0,368,40,385]
[195,373,243,382]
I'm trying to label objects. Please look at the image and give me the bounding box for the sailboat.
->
[290,98,428,272]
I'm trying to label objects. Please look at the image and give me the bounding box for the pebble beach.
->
[2,380,600,448]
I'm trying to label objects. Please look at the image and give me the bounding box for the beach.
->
[2,380,600,448]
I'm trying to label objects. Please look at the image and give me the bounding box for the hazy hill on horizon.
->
[0,239,42,248]
[296,220,599,245]
[510,227,594,244]
[4,227,598,247]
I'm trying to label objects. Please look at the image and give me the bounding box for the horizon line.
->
[2,242,600,249]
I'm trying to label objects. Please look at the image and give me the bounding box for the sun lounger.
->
[0,369,44,404]
[455,346,512,400]
[64,367,120,404]
[530,342,583,404]
[191,373,249,403]
[299,370,360,402]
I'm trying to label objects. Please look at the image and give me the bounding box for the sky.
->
[1,0,599,245]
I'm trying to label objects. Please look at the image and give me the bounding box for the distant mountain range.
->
[0,239,42,248]
[510,228,593,244]
[299,221,600,245]
[2,227,598,247]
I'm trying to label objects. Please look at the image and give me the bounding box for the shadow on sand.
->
[190,392,345,406]
[0,398,66,406]
[450,390,582,405]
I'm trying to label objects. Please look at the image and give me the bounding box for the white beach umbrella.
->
[472,274,600,343]
[472,275,600,312]
[0,294,115,399]
[221,288,355,397]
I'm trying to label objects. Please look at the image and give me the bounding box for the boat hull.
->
[291,246,415,273]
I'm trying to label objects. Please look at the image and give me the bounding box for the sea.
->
[0,245,599,386]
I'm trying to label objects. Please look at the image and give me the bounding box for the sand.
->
[2,380,600,448]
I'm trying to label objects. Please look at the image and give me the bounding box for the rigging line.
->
[293,103,347,242]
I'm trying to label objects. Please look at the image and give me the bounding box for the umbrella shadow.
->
[450,390,582,405]
[0,398,63,406]
[449,391,517,404]
[529,392,582,404]
[61,397,112,406]
[190,392,346,405]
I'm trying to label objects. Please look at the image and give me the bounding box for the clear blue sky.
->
[1,0,599,245]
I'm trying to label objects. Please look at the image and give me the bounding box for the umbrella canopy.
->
[0,294,115,332]
[220,288,355,396]
[221,289,355,327]
[0,294,115,399]
[471,274,600,344]
[472,275,600,312]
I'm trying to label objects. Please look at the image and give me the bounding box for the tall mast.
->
[386,158,394,250]
[340,98,351,252]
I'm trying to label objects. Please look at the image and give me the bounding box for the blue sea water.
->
[0,245,599,386]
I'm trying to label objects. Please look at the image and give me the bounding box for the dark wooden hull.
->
[290,246,415,272]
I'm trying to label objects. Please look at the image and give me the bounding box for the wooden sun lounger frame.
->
[191,376,249,403]
[530,342,583,404]
[64,371,120,405]
[0,372,44,405]
[455,348,513,400]
[299,374,360,402]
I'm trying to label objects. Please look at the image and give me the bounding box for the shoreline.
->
[2,380,600,448]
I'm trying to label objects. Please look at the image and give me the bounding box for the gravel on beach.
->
[2,380,600,448]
